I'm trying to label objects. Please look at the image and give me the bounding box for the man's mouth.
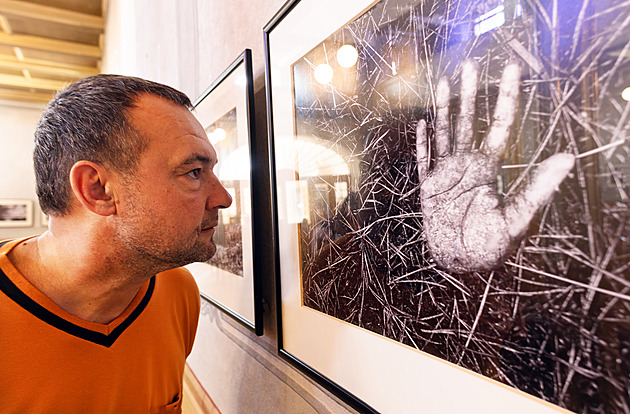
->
[199,222,218,232]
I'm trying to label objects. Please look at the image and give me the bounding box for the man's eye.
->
[186,168,201,179]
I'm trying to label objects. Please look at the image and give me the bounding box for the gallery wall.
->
[0,101,48,240]
[102,1,357,413]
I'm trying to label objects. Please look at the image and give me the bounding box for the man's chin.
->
[160,241,216,269]
[189,241,216,264]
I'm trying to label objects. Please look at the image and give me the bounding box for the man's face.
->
[113,93,232,269]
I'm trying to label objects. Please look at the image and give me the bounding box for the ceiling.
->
[0,0,106,104]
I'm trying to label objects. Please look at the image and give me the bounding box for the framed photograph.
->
[185,50,263,335]
[265,0,630,412]
[0,199,33,227]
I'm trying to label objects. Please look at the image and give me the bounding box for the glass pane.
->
[291,0,630,410]
[205,108,244,277]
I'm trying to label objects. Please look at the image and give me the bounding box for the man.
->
[0,75,232,413]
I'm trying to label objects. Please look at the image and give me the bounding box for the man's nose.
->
[207,178,233,210]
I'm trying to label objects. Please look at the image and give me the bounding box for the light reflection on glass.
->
[336,44,358,68]
[314,63,333,84]
[208,127,226,144]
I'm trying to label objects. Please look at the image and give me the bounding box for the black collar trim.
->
[0,240,155,348]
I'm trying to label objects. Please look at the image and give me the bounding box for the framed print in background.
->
[0,199,33,227]
[265,0,630,412]
[186,49,263,336]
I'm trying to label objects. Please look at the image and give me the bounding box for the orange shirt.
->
[0,238,200,413]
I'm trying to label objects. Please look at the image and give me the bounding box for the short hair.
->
[34,74,192,216]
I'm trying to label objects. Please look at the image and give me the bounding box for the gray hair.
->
[34,74,192,215]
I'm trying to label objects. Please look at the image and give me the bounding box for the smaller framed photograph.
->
[0,199,33,227]
[185,49,263,335]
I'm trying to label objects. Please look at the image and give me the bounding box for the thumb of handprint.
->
[417,60,575,274]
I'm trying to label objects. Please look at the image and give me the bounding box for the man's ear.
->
[69,161,116,216]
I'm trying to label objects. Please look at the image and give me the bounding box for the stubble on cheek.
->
[116,182,219,267]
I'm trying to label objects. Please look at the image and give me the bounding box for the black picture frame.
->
[187,49,263,336]
[265,0,630,412]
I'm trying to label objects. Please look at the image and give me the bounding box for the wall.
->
[0,101,47,240]
[102,1,357,413]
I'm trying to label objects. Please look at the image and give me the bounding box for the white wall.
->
[102,1,357,413]
[102,0,290,98]
[0,101,47,240]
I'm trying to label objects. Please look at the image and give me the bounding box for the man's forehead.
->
[128,93,208,141]
[124,93,218,173]
[130,93,190,118]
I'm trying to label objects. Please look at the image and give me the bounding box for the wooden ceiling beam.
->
[0,32,101,57]
[0,86,52,103]
[0,72,67,91]
[0,13,12,34]
[0,53,95,71]
[0,53,98,78]
[0,0,103,30]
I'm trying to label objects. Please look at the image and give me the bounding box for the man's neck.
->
[7,229,155,325]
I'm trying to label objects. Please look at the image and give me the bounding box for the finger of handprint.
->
[456,60,479,152]
[436,77,451,157]
[483,63,520,156]
[504,153,575,239]
[416,119,429,180]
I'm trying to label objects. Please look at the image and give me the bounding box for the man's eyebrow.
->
[180,154,215,166]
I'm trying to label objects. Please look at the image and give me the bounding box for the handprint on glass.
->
[417,61,574,273]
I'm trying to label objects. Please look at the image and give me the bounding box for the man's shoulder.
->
[0,237,33,254]
[156,266,199,295]
[152,267,200,336]
[160,266,194,279]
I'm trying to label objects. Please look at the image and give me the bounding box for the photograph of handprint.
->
[290,0,629,411]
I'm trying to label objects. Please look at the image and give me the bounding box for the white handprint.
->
[417,60,575,274]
